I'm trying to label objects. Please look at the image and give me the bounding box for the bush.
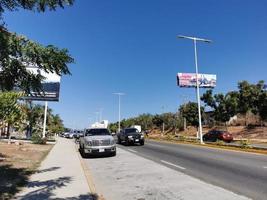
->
[215,140,225,146]
[239,139,251,149]
[178,135,186,141]
[31,132,47,144]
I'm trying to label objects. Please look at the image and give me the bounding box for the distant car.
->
[203,130,233,143]
[64,132,70,138]
[79,128,116,157]
[117,128,145,146]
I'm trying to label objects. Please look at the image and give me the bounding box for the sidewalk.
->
[15,137,95,200]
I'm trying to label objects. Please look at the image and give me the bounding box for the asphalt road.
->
[118,140,267,200]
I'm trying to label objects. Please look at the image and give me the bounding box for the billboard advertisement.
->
[22,67,61,101]
[177,73,216,88]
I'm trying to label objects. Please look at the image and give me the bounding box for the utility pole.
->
[113,93,125,133]
[177,35,212,144]
[161,106,165,137]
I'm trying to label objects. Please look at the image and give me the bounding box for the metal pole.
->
[193,39,204,144]
[42,101,48,138]
[118,95,121,132]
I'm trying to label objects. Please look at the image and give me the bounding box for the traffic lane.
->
[118,140,267,200]
[83,147,250,200]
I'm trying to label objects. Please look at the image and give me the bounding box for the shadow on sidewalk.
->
[16,176,101,200]
[36,166,61,174]
[0,164,33,199]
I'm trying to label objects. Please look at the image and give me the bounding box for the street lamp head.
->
[177,35,212,43]
[113,92,125,96]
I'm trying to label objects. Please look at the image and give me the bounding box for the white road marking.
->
[160,160,186,170]
[127,149,138,153]
[263,166,267,169]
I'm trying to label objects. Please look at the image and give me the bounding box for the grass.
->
[0,141,53,199]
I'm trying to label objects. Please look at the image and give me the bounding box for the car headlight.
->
[110,139,115,145]
[86,140,92,146]
[140,134,144,138]
[128,135,133,138]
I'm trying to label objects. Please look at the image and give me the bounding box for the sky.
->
[3,0,267,129]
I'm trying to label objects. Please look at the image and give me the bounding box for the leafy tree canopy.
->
[179,102,204,127]
[0,0,74,92]
[201,90,239,123]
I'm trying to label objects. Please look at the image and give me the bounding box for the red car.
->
[203,130,233,143]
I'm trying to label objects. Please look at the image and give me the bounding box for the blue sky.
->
[3,0,267,129]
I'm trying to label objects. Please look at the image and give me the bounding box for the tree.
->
[0,92,23,137]
[179,102,204,127]
[48,114,64,135]
[0,0,74,16]
[201,90,238,126]
[0,0,74,92]
[237,80,266,124]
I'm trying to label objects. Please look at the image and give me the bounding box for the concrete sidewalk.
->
[15,137,96,200]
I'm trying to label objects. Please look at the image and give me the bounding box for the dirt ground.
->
[148,126,267,141]
[0,141,53,199]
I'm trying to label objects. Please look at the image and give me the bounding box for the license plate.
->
[99,149,105,152]
[135,139,139,142]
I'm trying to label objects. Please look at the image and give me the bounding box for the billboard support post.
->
[177,35,212,144]
[193,38,204,144]
[42,101,48,138]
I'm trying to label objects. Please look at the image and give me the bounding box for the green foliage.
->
[179,102,204,127]
[215,140,225,146]
[0,0,73,14]
[109,112,183,132]
[31,131,46,144]
[237,80,265,115]
[0,30,74,92]
[201,90,238,124]
[0,92,23,125]
[239,139,251,149]
[0,0,74,92]
[178,135,186,141]
[47,114,64,135]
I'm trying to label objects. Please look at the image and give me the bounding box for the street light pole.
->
[113,93,125,133]
[177,35,212,144]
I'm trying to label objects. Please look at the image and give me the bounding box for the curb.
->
[75,144,97,194]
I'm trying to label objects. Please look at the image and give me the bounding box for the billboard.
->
[22,67,61,101]
[177,73,216,88]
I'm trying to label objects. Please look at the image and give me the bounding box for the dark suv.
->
[117,128,144,146]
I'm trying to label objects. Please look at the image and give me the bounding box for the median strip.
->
[160,160,186,170]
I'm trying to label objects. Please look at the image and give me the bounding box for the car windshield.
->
[125,128,139,133]
[85,129,110,136]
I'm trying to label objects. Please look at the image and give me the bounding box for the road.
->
[118,140,267,200]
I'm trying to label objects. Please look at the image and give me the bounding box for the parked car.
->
[79,128,116,157]
[117,128,145,146]
[203,130,233,143]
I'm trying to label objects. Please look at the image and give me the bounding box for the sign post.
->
[42,101,48,138]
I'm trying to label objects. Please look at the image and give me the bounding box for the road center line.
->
[160,160,186,170]
[127,149,138,153]
[263,166,267,169]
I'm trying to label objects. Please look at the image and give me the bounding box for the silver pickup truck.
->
[79,128,116,157]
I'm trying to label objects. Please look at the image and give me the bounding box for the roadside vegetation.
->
[0,0,73,142]
[0,1,74,198]
[109,80,267,147]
